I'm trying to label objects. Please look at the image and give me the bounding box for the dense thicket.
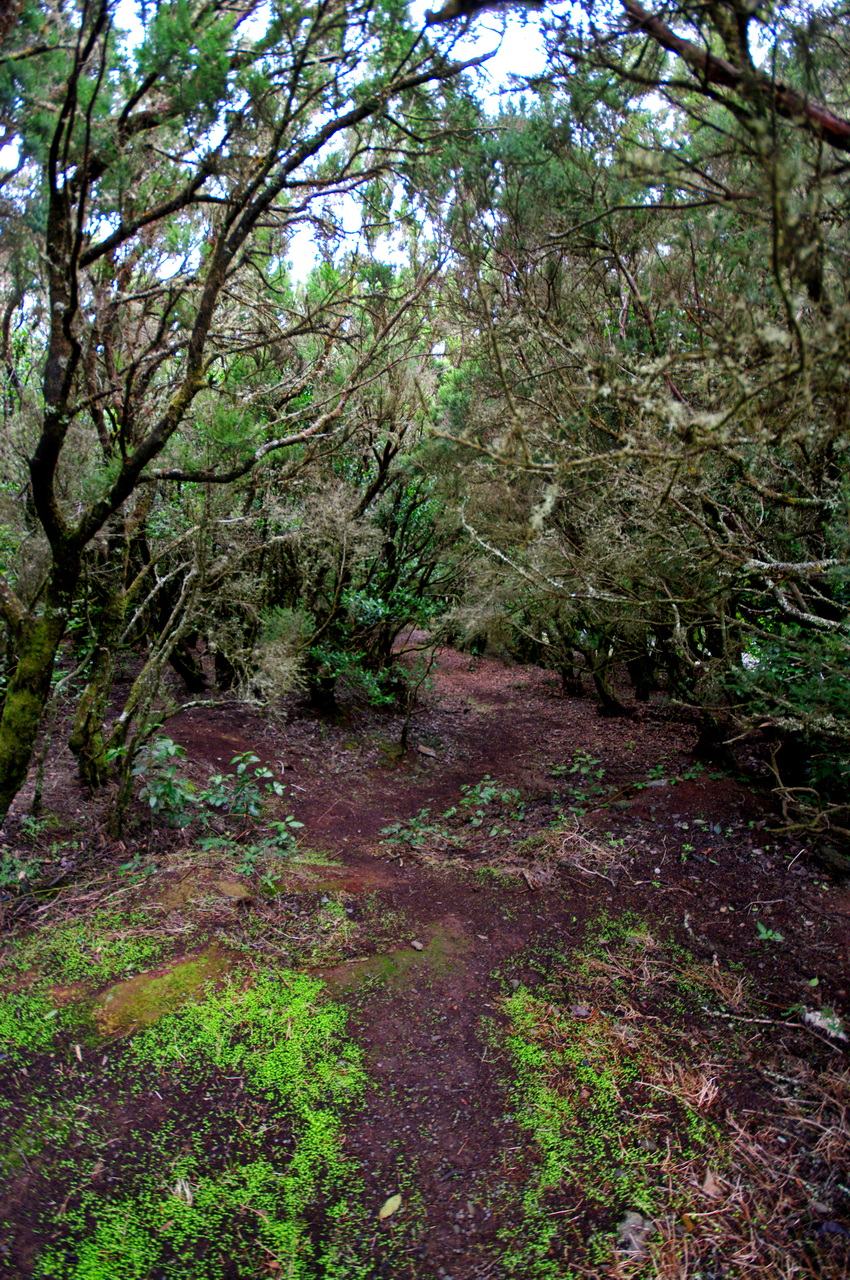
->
[1,0,848,842]
[0,0,478,820]
[424,0,850,839]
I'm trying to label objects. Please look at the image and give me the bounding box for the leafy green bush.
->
[128,738,197,828]
[199,751,286,821]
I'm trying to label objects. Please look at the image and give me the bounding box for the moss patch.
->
[2,911,170,988]
[28,971,371,1279]
[320,920,471,991]
[92,948,233,1037]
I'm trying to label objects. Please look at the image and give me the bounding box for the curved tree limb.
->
[426,0,850,153]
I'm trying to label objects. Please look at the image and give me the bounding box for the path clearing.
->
[1,646,849,1277]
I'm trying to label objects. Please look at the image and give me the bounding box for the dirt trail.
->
[2,645,849,1277]
[168,645,850,1276]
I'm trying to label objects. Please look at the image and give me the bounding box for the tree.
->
[426,3,850,830]
[427,0,850,152]
[0,0,482,820]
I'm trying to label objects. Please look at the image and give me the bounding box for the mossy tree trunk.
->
[68,582,127,789]
[0,560,80,819]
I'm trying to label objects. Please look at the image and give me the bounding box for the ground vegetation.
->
[0,643,848,1277]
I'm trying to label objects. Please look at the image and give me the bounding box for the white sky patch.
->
[238,1,274,42]
[408,1,572,98]
[114,0,145,51]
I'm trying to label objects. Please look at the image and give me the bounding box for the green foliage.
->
[490,913,765,1274]
[128,738,197,828]
[0,0,476,826]
[260,607,313,649]
[0,846,36,890]
[115,739,297,838]
[426,10,850,834]
[547,753,609,815]
[200,751,286,822]
[755,921,785,944]
[37,1161,323,1279]
[380,774,528,853]
[306,642,399,707]
[380,805,452,851]
[730,623,850,817]
[459,775,522,810]
[267,814,306,851]
[437,360,482,434]
[550,752,604,784]
[459,774,525,832]
[134,0,233,124]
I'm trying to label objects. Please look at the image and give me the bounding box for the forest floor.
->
[1,642,849,1279]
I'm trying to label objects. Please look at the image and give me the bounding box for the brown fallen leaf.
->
[378,1193,402,1220]
[702,1169,722,1199]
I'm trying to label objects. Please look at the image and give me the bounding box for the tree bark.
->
[580,647,631,717]
[68,574,127,789]
[0,564,79,819]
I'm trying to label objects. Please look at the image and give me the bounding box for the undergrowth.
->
[12,972,373,1280]
[492,915,850,1278]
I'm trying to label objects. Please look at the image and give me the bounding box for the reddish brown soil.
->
[164,646,849,1004]
[1,643,849,1277]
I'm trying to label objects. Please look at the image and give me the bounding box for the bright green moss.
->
[5,912,169,988]
[0,990,69,1058]
[33,970,367,1280]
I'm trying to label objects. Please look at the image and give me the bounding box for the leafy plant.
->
[199,752,286,823]
[755,921,785,944]
[380,806,452,852]
[0,848,36,890]
[458,775,524,831]
[549,753,608,815]
[268,814,305,852]
[459,775,522,811]
[127,738,197,828]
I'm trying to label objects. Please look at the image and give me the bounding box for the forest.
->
[0,2,850,1277]
[0,0,847,842]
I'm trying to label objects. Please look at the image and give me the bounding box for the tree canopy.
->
[1,0,848,841]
